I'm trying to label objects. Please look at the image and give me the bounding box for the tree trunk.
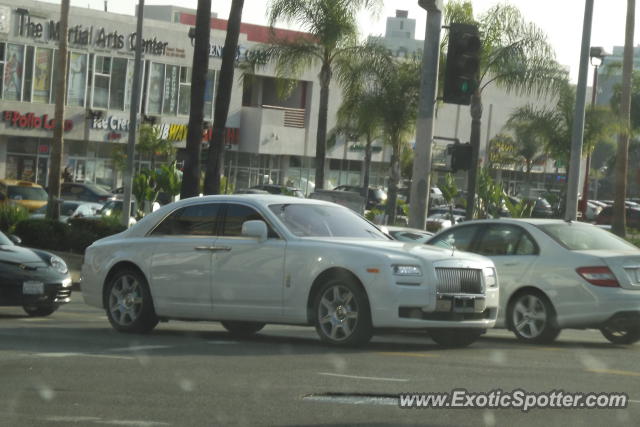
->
[315,61,332,190]
[362,134,373,206]
[180,0,211,199]
[386,140,401,225]
[465,92,483,220]
[46,0,70,221]
[204,0,244,195]
[613,0,635,237]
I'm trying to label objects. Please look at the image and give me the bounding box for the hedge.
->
[14,217,126,254]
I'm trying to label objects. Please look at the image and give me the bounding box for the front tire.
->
[509,292,560,344]
[428,328,483,348]
[313,278,372,346]
[23,305,57,317]
[221,321,265,337]
[600,325,640,345]
[105,268,158,334]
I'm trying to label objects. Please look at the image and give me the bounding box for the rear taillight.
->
[576,266,620,287]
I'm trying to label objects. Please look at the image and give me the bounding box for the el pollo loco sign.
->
[2,110,73,132]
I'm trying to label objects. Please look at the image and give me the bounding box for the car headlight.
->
[484,267,497,288]
[392,265,422,276]
[50,255,68,274]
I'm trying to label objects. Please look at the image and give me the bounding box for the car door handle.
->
[194,246,232,252]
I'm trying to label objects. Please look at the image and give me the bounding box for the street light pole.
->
[409,0,443,230]
[565,0,595,221]
[579,47,608,218]
[121,0,145,227]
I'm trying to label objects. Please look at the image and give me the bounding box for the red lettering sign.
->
[2,110,73,132]
[201,127,240,144]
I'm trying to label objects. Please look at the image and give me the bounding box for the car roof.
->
[0,179,44,188]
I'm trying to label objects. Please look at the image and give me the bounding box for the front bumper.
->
[0,279,72,307]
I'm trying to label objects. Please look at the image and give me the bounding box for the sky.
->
[43,0,640,83]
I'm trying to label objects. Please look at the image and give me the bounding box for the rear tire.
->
[221,321,265,337]
[428,328,483,348]
[600,325,640,345]
[508,291,560,344]
[105,268,158,334]
[313,278,373,346]
[23,305,57,317]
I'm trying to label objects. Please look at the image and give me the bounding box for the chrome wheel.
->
[108,274,143,327]
[317,285,359,342]
[512,294,548,339]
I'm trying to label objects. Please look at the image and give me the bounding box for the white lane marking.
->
[105,345,171,352]
[318,372,409,382]
[630,399,640,404]
[33,352,134,360]
[303,395,398,406]
[43,415,169,426]
[207,340,239,344]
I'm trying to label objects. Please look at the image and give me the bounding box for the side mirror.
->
[241,220,268,243]
[9,234,21,245]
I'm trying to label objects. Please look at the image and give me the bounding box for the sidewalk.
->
[49,250,83,291]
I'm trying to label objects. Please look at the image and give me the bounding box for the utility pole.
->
[408,0,443,230]
[46,0,70,221]
[121,0,145,226]
[565,0,594,221]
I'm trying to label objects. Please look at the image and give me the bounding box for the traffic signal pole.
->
[409,0,443,230]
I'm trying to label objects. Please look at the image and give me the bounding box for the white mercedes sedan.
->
[427,219,640,345]
[82,195,499,347]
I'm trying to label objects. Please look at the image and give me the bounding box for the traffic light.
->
[447,143,473,172]
[443,23,481,105]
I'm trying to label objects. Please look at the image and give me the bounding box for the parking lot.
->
[1,294,639,426]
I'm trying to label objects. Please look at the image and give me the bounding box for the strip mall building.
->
[0,0,395,193]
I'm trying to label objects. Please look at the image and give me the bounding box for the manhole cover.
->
[303,393,399,406]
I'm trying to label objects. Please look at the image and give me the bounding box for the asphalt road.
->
[1,294,639,427]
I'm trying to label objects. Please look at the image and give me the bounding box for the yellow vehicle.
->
[0,179,49,212]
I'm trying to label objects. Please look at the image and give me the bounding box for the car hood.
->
[0,244,49,267]
[305,238,491,264]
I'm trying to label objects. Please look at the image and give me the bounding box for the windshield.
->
[83,183,112,196]
[8,185,48,201]
[0,231,13,245]
[538,223,637,251]
[269,203,389,239]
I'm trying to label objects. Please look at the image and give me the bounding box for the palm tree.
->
[181,0,212,199]
[46,0,70,220]
[508,81,616,208]
[444,2,567,218]
[612,0,635,237]
[506,118,547,195]
[259,0,382,190]
[204,0,245,195]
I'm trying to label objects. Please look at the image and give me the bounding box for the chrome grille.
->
[435,268,483,294]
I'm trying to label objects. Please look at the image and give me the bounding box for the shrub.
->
[13,217,126,254]
[14,219,70,251]
[0,203,30,233]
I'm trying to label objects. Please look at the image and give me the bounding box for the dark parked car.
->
[596,206,640,229]
[0,232,72,316]
[333,185,387,210]
[61,183,115,204]
[251,184,305,198]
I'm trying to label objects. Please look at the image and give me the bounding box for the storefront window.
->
[3,43,24,101]
[23,46,34,102]
[204,69,216,119]
[110,58,127,110]
[93,56,110,109]
[163,64,179,115]
[178,66,191,116]
[147,62,164,114]
[33,48,53,103]
[68,52,88,106]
